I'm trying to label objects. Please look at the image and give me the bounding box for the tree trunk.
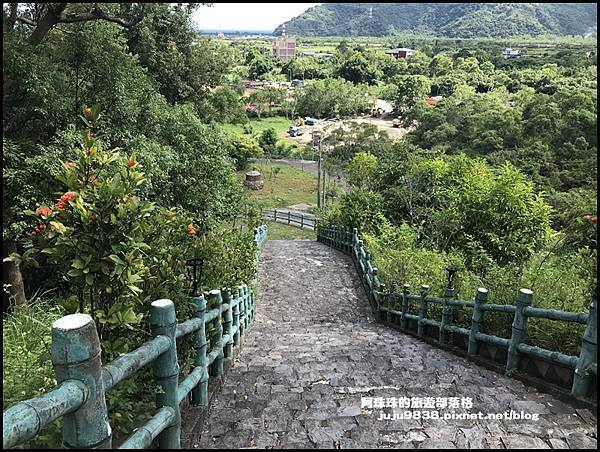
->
[3,239,27,309]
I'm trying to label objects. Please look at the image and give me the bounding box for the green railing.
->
[317,225,597,401]
[3,225,268,449]
[261,209,317,231]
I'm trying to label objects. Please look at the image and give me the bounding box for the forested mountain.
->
[275,3,598,38]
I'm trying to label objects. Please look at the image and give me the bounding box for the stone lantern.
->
[244,170,263,190]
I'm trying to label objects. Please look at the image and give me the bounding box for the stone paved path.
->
[182,240,597,449]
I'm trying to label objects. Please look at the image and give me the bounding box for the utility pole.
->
[313,130,321,208]
[322,159,326,206]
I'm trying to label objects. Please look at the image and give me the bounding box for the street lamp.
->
[186,257,204,297]
[446,266,458,293]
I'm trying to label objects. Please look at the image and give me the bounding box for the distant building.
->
[300,51,333,60]
[386,47,414,59]
[217,31,225,39]
[502,47,521,59]
[424,97,441,106]
[273,24,296,60]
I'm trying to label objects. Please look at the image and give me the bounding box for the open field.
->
[220,117,293,140]
[264,221,316,240]
[241,163,318,210]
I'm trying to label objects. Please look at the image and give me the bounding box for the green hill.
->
[275,3,598,38]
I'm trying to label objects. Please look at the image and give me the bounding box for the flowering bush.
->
[24,108,153,353]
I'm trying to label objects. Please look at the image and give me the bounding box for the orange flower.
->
[36,206,52,217]
[60,192,77,203]
[54,201,66,211]
[127,158,137,168]
[592,215,597,225]
[83,107,92,117]
[85,146,97,155]
[90,214,97,222]
[582,214,591,221]
[63,162,76,168]
[187,223,197,236]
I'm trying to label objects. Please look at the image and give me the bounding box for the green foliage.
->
[228,135,262,170]
[389,74,432,111]
[335,50,382,84]
[193,86,247,124]
[347,152,377,189]
[296,78,372,118]
[2,298,65,448]
[258,128,279,156]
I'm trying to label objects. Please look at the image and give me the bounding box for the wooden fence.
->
[317,225,597,401]
[3,225,268,449]
[261,209,317,231]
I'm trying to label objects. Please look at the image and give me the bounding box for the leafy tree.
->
[248,87,287,119]
[347,152,377,189]
[249,55,275,80]
[258,128,279,156]
[390,74,432,111]
[228,135,262,170]
[335,51,381,84]
[296,78,372,118]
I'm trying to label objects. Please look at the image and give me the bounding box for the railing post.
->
[248,286,254,324]
[417,285,430,337]
[150,300,180,449]
[401,284,410,330]
[51,314,111,449]
[237,286,246,339]
[222,288,233,359]
[232,287,241,347]
[385,283,396,324]
[274,210,277,222]
[468,288,488,355]
[352,228,359,259]
[191,295,208,406]
[208,290,224,377]
[572,292,597,398]
[439,285,456,345]
[287,211,291,225]
[506,288,533,373]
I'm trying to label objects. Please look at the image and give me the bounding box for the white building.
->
[503,48,521,59]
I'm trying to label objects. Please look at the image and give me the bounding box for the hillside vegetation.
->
[277,3,598,38]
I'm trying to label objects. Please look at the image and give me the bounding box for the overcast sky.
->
[192,3,321,31]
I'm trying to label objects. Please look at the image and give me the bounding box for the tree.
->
[249,55,275,80]
[228,134,262,170]
[335,51,381,85]
[296,78,372,118]
[390,74,432,112]
[248,87,286,119]
[258,128,278,157]
[4,3,155,44]
[347,152,377,189]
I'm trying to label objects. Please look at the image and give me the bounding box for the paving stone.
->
[501,435,551,448]
[548,438,569,449]
[180,240,598,450]
[565,432,597,449]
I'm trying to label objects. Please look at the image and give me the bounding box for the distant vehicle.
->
[288,126,304,137]
[304,117,317,125]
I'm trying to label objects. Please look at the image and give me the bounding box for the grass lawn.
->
[241,163,318,210]
[221,116,293,141]
[265,221,316,240]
